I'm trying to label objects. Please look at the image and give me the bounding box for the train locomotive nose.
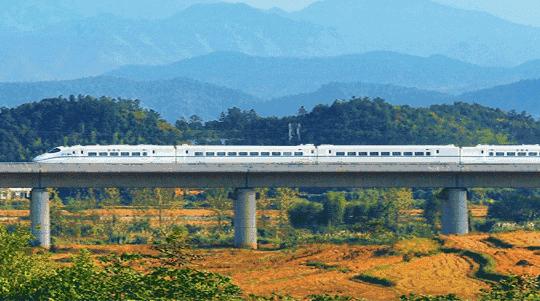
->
[32,154,48,162]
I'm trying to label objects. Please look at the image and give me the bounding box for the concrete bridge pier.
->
[233,188,257,249]
[30,188,51,249]
[441,188,469,235]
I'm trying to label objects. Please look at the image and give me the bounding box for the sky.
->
[432,0,540,27]
[225,0,540,27]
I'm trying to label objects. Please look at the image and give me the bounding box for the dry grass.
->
[49,231,540,301]
[393,238,440,258]
[443,232,540,276]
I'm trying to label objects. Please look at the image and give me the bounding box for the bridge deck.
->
[1,163,540,188]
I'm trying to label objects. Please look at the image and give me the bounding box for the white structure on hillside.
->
[0,188,31,201]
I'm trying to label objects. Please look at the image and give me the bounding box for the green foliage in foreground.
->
[0,226,242,301]
[18,251,242,301]
[400,275,540,301]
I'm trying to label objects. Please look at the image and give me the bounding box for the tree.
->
[206,189,232,233]
[288,200,323,230]
[103,188,121,207]
[322,192,347,228]
[274,188,299,242]
[488,196,540,223]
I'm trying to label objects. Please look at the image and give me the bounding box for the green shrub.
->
[393,238,440,261]
[351,274,395,287]
[400,294,462,301]
[305,261,350,273]
[480,275,540,301]
[288,200,323,229]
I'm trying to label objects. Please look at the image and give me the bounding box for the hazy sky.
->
[225,0,540,27]
[432,0,540,27]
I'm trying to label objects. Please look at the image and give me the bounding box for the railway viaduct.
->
[2,162,540,249]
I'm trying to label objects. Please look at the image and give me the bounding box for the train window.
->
[392,152,402,156]
[489,152,494,156]
[518,152,527,157]
[358,152,368,156]
[194,152,203,156]
[496,152,504,156]
[507,152,516,156]
[272,152,281,156]
[436,150,440,154]
[250,152,259,156]
[227,152,237,156]
[369,152,379,156]
[404,152,413,156]
[142,152,148,156]
[72,151,75,154]
[152,150,156,154]
[426,152,431,156]
[47,148,61,154]
[110,152,119,157]
[99,152,108,156]
[294,152,303,156]
[529,152,538,156]
[381,152,390,156]
[261,152,270,156]
[132,152,141,157]
[283,152,292,156]
[81,151,84,154]
[336,152,345,156]
[217,152,226,156]
[415,152,425,156]
[347,152,356,156]
[239,152,248,156]
[121,152,130,157]
[185,150,188,154]
[88,152,97,157]
[206,152,215,156]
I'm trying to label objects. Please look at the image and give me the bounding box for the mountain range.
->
[108,51,540,98]
[0,76,259,120]
[1,0,540,120]
[3,0,540,81]
[0,72,538,121]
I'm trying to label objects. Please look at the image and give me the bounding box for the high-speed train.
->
[32,144,540,164]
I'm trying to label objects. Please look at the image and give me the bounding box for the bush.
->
[393,238,440,261]
[480,275,540,301]
[0,225,243,301]
[488,197,540,223]
[0,226,55,299]
[400,294,462,301]
[16,251,243,301]
[351,274,395,287]
[288,200,323,229]
[322,192,347,227]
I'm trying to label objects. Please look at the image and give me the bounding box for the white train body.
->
[32,144,540,164]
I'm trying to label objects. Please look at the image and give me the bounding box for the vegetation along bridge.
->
[2,162,540,249]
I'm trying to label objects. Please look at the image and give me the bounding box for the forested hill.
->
[0,96,181,161]
[2,96,540,161]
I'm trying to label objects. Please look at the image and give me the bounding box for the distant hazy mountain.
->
[0,76,260,120]
[1,74,539,119]
[459,79,540,115]
[254,82,454,116]
[108,51,538,98]
[0,3,341,82]
[0,0,217,30]
[4,0,540,82]
[292,0,540,66]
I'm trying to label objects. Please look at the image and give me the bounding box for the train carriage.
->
[32,144,540,165]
